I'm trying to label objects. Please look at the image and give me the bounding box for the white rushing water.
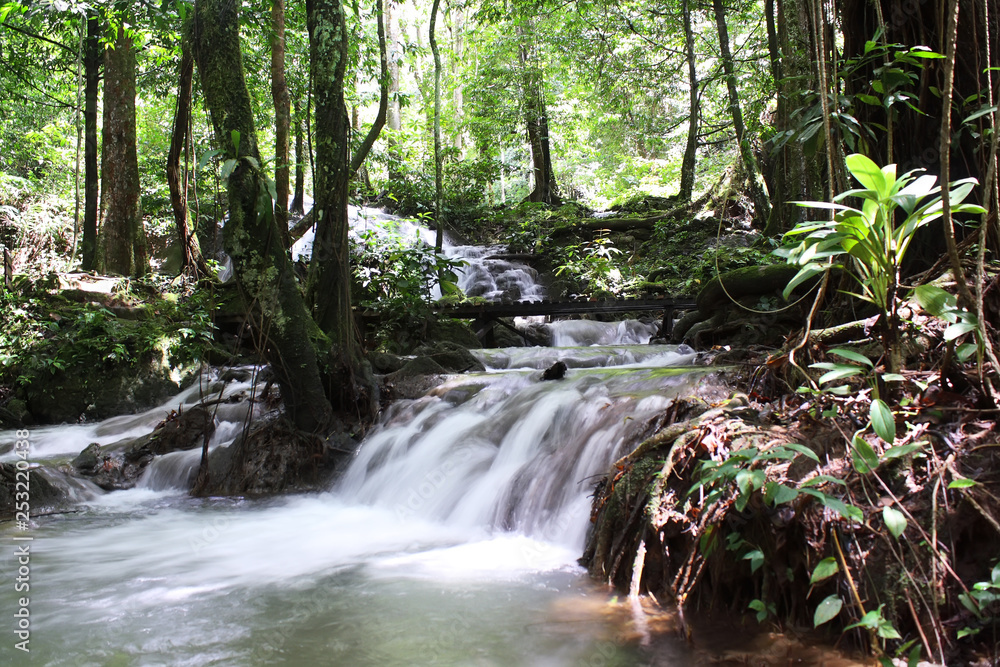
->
[0,208,708,664]
[0,338,708,665]
[292,205,546,303]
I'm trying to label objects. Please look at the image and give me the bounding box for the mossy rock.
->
[425,317,483,349]
[24,356,180,424]
[695,264,800,314]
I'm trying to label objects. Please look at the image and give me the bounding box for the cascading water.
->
[0,208,712,665]
[292,205,546,303]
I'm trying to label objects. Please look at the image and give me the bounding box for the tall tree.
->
[166,37,207,276]
[306,0,376,416]
[348,0,389,178]
[271,0,292,246]
[96,25,146,277]
[518,21,560,206]
[678,0,699,202]
[430,0,444,252]
[712,0,770,226]
[385,0,402,180]
[80,13,100,271]
[291,100,306,214]
[193,0,333,433]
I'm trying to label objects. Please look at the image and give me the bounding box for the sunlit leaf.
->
[883,506,907,538]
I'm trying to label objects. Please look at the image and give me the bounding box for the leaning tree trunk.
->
[271,0,292,247]
[166,39,207,276]
[96,26,146,277]
[192,0,333,434]
[678,0,699,202]
[80,13,100,272]
[305,0,375,416]
[713,0,771,226]
[518,23,560,206]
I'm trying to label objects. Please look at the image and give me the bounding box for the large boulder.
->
[71,405,216,490]
[24,357,182,424]
[0,463,66,519]
[411,341,485,373]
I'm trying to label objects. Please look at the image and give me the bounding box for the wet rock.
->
[194,417,353,496]
[411,342,485,373]
[24,358,180,424]
[0,463,67,519]
[0,398,31,428]
[219,368,253,383]
[425,318,482,349]
[370,351,408,374]
[71,406,215,491]
[541,361,568,381]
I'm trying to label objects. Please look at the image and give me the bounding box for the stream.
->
[1,208,718,665]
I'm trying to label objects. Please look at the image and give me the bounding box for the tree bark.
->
[271,0,292,247]
[712,0,771,226]
[305,0,375,418]
[81,13,100,272]
[348,0,388,178]
[518,22,560,206]
[385,0,402,180]
[166,40,207,276]
[96,26,145,277]
[430,0,445,252]
[763,0,823,235]
[679,0,699,202]
[193,0,333,434]
[291,99,306,215]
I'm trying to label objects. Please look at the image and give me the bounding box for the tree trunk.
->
[193,0,333,434]
[271,0,292,247]
[763,0,823,235]
[348,0,388,178]
[430,0,445,252]
[679,0,699,202]
[451,6,465,153]
[518,23,560,206]
[96,26,145,277]
[81,13,100,272]
[712,0,771,226]
[166,40,207,276]
[291,99,306,215]
[385,0,402,181]
[305,0,375,417]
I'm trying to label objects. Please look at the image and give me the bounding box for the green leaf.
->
[957,343,978,361]
[744,549,764,574]
[764,482,800,506]
[948,478,976,489]
[883,506,907,538]
[883,443,926,460]
[851,433,880,473]
[811,363,865,385]
[197,148,222,172]
[829,348,874,367]
[780,443,821,463]
[810,557,839,584]
[881,373,906,382]
[845,153,887,197]
[870,399,896,443]
[799,475,847,488]
[944,322,976,341]
[964,105,998,124]
[230,129,241,155]
[813,595,843,627]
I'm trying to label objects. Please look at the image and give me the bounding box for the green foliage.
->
[957,561,1000,639]
[554,235,635,297]
[351,228,465,352]
[0,279,215,390]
